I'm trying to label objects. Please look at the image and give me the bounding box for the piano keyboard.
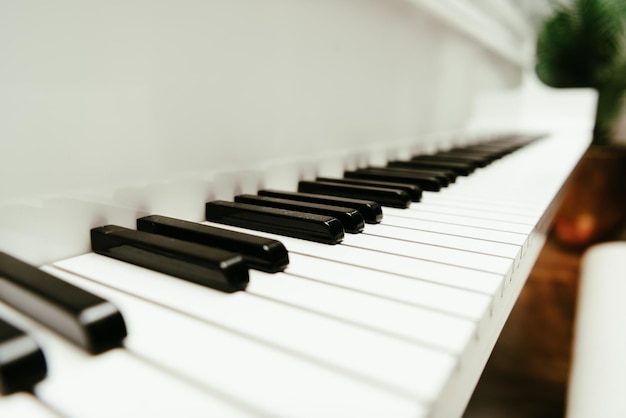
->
[0,130,589,418]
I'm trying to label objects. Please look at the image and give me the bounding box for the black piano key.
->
[465,144,510,152]
[384,163,458,183]
[490,133,541,148]
[205,200,344,245]
[298,181,411,209]
[448,135,538,161]
[91,225,249,293]
[257,189,383,224]
[0,252,127,354]
[0,318,47,394]
[447,148,497,156]
[465,147,514,159]
[370,166,451,186]
[364,166,452,187]
[354,167,450,188]
[344,169,443,192]
[466,142,517,152]
[433,151,492,166]
[411,155,479,170]
[445,147,502,157]
[467,148,514,158]
[234,194,365,234]
[397,159,474,175]
[315,177,422,202]
[136,215,289,273]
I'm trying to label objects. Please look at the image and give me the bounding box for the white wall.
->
[0,0,526,201]
[0,0,531,263]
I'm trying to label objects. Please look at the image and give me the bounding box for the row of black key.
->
[0,133,539,394]
[202,134,540,242]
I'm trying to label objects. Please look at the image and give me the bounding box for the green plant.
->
[535,0,626,145]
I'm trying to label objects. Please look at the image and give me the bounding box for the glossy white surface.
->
[567,243,626,418]
[44,265,423,418]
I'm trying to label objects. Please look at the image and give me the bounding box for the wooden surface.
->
[463,238,581,417]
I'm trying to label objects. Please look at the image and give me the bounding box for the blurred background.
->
[466,1,626,416]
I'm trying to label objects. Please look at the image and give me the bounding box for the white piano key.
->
[202,221,504,294]
[39,350,256,418]
[363,223,521,259]
[420,192,544,217]
[432,140,578,211]
[52,255,458,403]
[429,188,547,215]
[435,185,545,208]
[407,202,538,225]
[0,393,60,418]
[340,233,513,275]
[246,270,477,353]
[285,253,492,322]
[419,190,543,214]
[0,302,257,418]
[86,222,482,354]
[385,206,533,234]
[43,265,426,418]
[381,214,527,246]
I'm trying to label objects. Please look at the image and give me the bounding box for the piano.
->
[0,1,597,417]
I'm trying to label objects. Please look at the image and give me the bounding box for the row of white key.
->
[37,143,559,417]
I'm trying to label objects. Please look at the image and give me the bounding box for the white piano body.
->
[0,1,596,417]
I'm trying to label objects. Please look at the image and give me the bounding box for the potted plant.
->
[535,0,626,248]
[536,0,626,144]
